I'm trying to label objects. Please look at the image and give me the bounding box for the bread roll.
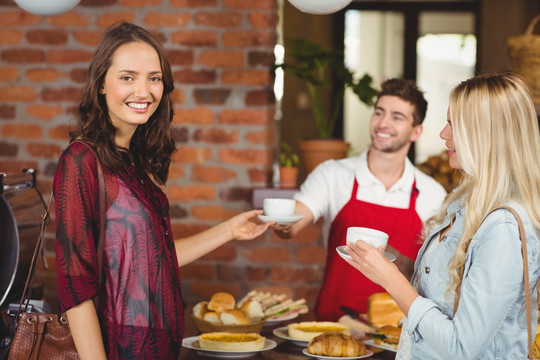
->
[367,292,404,326]
[208,292,235,313]
[307,331,366,357]
[198,332,265,351]
[192,301,208,319]
[288,322,350,341]
[203,311,221,324]
[220,309,250,325]
[240,300,265,322]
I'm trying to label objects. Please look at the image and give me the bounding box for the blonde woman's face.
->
[440,108,462,169]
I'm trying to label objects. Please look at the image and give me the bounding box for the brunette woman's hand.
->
[228,209,274,241]
[346,240,400,289]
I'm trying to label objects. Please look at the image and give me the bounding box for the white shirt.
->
[294,150,447,244]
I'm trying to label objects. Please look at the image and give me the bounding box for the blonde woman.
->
[347,73,540,359]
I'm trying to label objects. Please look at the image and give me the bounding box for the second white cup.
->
[346,227,389,249]
[263,198,296,217]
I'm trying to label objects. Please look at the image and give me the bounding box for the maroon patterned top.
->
[54,142,185,359]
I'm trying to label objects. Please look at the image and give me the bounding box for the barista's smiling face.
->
[100,41,163,146]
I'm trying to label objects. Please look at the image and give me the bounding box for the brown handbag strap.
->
[453,206,532,359]
[15,140,106,319]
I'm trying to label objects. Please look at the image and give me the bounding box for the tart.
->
[198,332,265,351]
[288,321,350,341]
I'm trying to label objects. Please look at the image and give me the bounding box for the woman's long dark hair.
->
[73,22,176,184]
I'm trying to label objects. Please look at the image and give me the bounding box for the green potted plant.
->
[278,141,300,188]
[273,38,378,173]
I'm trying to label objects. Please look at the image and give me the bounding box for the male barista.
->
[273,78,447,321]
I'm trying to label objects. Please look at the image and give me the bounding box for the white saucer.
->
[363,339,397,353]
[336,245,396,262]
[302,348,374,359]
[258,214,303,225]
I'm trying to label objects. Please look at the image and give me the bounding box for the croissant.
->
[307,331,366,357]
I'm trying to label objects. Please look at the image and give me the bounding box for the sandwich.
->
[371,325,401,349]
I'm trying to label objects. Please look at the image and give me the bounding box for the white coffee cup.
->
[346,227,389,249]
[263,198,296,217]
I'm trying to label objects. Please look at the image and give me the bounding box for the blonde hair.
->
[424,73,540,299]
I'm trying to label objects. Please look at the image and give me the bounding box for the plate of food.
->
[273,321,351,347]
[237,290,309,326]
[272,326,310,347]
[182,334,277,359]
[301,330,374,359]
[363,325,400,353]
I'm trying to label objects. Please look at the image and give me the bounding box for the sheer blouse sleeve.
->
[53,142,101,312]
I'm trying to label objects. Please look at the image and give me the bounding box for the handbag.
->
[4,140,105,360]
[454,206,534,359]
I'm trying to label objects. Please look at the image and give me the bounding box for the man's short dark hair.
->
[376,78,428,126]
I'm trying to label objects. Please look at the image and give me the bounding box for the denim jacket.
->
[405,200,540,359]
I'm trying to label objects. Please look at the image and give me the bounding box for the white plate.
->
[302,348,374,359]
[363,339,398,353]
[336,245,396,262]
[264,312,299,326]
[272,326,309,347]
[181,336,277,358]
[258,214,303,225]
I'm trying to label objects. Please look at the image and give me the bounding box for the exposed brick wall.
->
[0,0,327,311]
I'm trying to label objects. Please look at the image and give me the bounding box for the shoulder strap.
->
[453,206,532,359]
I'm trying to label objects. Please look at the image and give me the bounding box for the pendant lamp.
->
[287,0,353,15]
[14,0,80,16]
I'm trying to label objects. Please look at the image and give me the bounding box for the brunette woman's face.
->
[100,41,163,142]
[440,108,462,169]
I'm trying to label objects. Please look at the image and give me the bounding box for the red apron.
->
[314,178,422,321]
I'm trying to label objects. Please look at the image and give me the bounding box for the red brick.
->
[0,30,22,45]
[70,68,87,83]
[246,267,266,281]
[220,109,272,125]
[245,129,275,145]
[242,246,290,263]
[26,29,68,45]
[198,50,244,67]
[168,164,186,180]
[0,141,18,156]
[219,148,272,165]
[189,282,240,301]
[119,0,161,6]
[96,13,135,27]
[143,12,191,27]
[0,67,18,82]
[48,49,93,63]
[199,245,237,262]
[0,161,39,174]
[181,263,216,280]
[192,165,237,183]
[271,221,323,244]
[0,10,40,26]
[222,69,270,85]
[166,49,194,66]
[1,123,43,139]
[219,265,250,282]
[174,69,216,84]
[249,12,279,28]
[246,89,275,105]
[72,30,103,46]
[167,185,216,201]
[219,187,252,202]
[171,223,211,238]
[26,143,63,158]
[224,0,276,9]
[295,246,327,264]
[26,68,65,82]
[247,167,270,184]
[0,86,37,101]
[171,89,185,104]
[194,12,242,27]
[80,0,115,5]
[172,146,213,163]
[193,128,238,144]
[192,205,238,221]
[49,124,73,140]
[46,12,92,27]
[26,104,63,120]
[269,266,321,283]
[171,0,218,7]
[173,107,215,125]
[222,31,275,47]
[193,88,231,105]
[295,286,321,308]
[248,50,274,67]
[171,31,217,47]
[41,87,82,102]
[2,49,44,64]
[0,104,16,119]
[171,127,189,143]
